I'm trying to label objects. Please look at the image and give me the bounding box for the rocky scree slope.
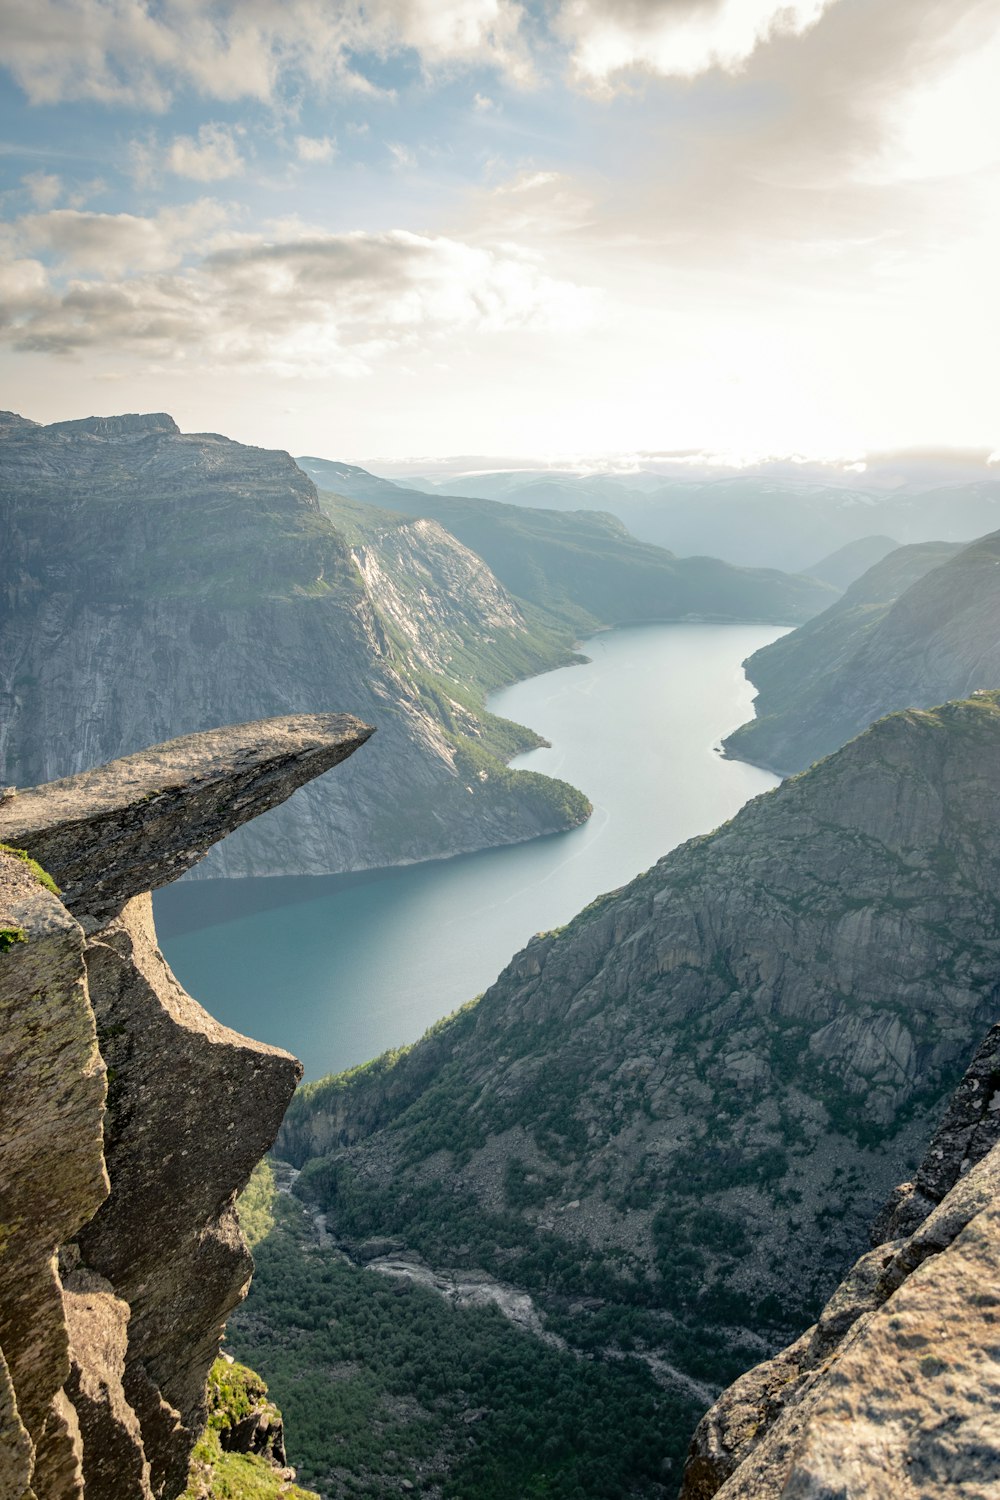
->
[298,455,836,631]
[724,532,1000,775]
[279,694,1000,1399]
[0,411,587,878]
[681,1017,1000,1499]
[0,712,370,1499]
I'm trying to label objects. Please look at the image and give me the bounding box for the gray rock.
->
[0,712,374,928]
[0,713,369,1497]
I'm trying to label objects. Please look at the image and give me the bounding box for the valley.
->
[155,621,782,1078]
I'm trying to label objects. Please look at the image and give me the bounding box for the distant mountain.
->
[0,413,589,877]
[279,693,1000,1421]
[724,534,996,775]
[804,534,900,591]
[379,464,1000,573]
[298,455,835,629]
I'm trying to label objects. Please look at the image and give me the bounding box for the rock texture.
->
[681,1022,1000,1499]
[0,411,588,880]
[0,714,373,929]
[281,693,1000,1403]
[724,532,996,775]
[0,713,370,1498]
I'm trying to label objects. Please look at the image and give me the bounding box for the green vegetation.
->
[181,1356,319,1500]
[0,927,26,952]
[230,1164,698,1498]
[0,844,61,895]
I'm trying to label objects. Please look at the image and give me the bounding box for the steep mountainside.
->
[725,533,998,774]
[298,456,835,629]
[0,412,588,877]
[682,1019,1000,1499]
[0,715,368,1499]
[278,695,1000,1421]
[803,533,900,591]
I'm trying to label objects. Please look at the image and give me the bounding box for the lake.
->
[154,622,784,1079]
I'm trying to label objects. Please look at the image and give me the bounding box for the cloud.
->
[387,141,418,172]
[567,0,1000,272]
[554,0,839,87]
[14,200,232,275]
[166,123,245,181]
[0,0,532,110]
[0,223,595,375]
[295,134,336,163]
[21,170,62,208]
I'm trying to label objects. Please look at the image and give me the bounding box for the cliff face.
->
[0,412,587,879]
[681,1021,1000,1499]
[725,533,995,775]
[302,456,838,628]
[280,695,1000,1397]
[0,713,371,1499]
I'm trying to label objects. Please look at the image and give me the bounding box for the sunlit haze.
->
[1,0,998,463]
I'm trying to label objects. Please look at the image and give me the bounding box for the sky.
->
[0,0,998,464]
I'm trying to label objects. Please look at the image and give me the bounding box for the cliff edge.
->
[0,713,372,1499]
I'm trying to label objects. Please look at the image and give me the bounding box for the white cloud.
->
[14,200,232,275]
[867,18,1000,183]
[166,123,245,181]
[295,134,337,163]
[21,170,62,208]
[556,0,839,87]
[0,0,532,110]
[388,142,417,172]
[0,223,595,375]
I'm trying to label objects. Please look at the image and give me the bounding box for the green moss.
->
[0,845,61,895]
[180,1357,320,1500]
[0,927,27,953]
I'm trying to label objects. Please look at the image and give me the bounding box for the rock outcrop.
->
[724,532,997,775]
[280,693,1000,1404]
[0,412,588,880]
[680,1021,1000,1499]
[0,713,371,1498]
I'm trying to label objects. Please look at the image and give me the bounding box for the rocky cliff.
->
[681,1019,1000,1499]
[0,713,370,1498]
[300,456,837,629]
[0,412,588,879]
[279,694,1000,1408]
[724,533,996,775]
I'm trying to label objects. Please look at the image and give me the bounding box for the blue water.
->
[154,623,783,1079]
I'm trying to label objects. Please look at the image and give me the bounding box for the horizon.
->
[1,0,998,461]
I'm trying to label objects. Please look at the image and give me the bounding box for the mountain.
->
[274,691,1000,1473]
[804,533,900,591]
[387,465,1000,574]
[682,1017,1000,1498]
[0,413,590,878]
[298,455,836,630]
[596,478,1000,573]
[724,533,996,775]
[0,714,367,1499]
